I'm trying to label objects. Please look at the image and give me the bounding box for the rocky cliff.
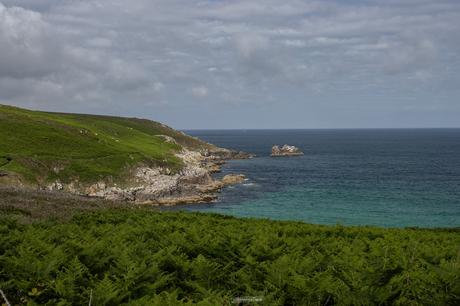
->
[78,148,252,205]
[0,104,253,205]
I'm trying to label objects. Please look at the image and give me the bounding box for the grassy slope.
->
[0,204,459,305]
[0,105,213,185]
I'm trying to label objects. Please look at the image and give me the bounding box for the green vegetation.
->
[0,104,212,185]
[0,187,152,223]
[1,197,459,305]
[1,104,459,305]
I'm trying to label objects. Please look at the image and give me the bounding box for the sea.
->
[169,129,460,228]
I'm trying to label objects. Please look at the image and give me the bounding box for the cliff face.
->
[79,148,252,205]
[0,104,252,205]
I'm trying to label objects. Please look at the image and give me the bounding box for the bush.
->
[1,210,459,305]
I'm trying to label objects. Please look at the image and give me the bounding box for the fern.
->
[91,274,121,305]
[0,210,459,304]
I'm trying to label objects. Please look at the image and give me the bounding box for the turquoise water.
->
[172,129,460,228]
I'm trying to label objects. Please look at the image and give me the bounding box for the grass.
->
[0,187,155,223]
[0,105,214,185]
[0,192,459,305]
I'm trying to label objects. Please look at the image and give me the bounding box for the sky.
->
[0,0,459,129]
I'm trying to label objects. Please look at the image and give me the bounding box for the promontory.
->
[0,104,252,205]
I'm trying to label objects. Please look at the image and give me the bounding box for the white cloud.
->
[0,3,61,78]
[0,0,459,127]
[383,38,437,74]
[234,33,269,58]
[191,86,208,97]
[284,39,306,48]
[86,37,112,48]
[153,82,165,92]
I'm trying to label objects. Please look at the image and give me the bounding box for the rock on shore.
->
[221,174,246,185]
[271,145,304,157]
[46,147,252,205]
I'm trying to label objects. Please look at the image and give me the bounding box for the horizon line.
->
[182,127,460,131]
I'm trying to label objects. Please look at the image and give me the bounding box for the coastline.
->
[36,147,254,206]
[0,105,255,206]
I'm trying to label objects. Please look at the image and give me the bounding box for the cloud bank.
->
[0,0,459,128]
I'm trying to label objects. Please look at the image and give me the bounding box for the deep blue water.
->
[172,129,460,228]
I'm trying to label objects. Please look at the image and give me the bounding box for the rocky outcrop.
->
[202,148,255,160]
[271,145,304,157]
[155,134,178,144]
[37,132,255,205]
[221,174,246,185]
[44,146,252,205]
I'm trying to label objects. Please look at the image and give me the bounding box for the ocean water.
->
[172,129,460,228]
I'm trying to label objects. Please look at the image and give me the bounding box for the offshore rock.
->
[271,145,304,157]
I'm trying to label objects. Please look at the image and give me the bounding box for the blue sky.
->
[0,0,459,128]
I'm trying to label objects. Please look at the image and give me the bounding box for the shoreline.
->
[2,186,459,230]
[0,104,254,206]
[1,147,254,206]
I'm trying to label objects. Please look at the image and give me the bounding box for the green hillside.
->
[0,105,213,185]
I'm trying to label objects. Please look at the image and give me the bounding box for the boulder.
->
[221,174,246,185]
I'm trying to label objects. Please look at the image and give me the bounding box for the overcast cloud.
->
[0,0,459,128]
